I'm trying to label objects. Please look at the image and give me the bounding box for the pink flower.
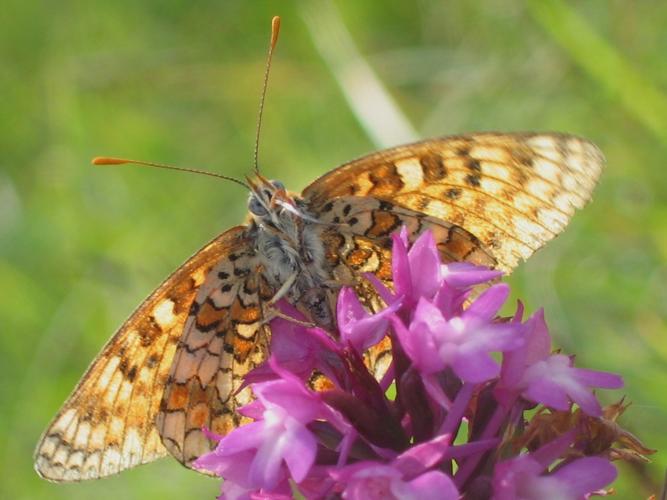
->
[195,361,328,493]
[493,433,617,499]
[338,286,401,353]
[393,285,523,383]
[331,435,459,500]
[497,310,623,416]
[195,227,640,499]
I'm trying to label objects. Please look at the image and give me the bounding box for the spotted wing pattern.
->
[318,195,497,272]
[34,227,248,481]
[157,246,273,468]
[318,196,498,378]
[305,132,604,271]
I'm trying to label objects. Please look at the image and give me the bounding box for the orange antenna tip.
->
[253,16,282,175]
[89,156,251,190]
[271,16,281,47]
[92,157,130,165]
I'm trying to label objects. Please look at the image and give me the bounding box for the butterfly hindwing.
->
[304,132,604,271]
[318,196,499,379]
[34,226,247,481]
[318,195,497,271]
[157,247,273,468]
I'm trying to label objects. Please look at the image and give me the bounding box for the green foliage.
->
[2,1,666,498]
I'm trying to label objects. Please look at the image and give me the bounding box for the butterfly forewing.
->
[304,132,604,271]
[34,226,247,481]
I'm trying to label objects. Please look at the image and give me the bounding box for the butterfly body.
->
[35,132,604,481]
[247,183,335,329]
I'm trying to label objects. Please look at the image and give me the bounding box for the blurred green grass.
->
[2,1,666,498]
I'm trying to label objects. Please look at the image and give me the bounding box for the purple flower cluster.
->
[195,228,641,499]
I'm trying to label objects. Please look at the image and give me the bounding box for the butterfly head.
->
[246,174,298,225]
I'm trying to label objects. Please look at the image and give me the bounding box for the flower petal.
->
[464,283,510,322]
[441,262,502,288]
[338,287,401,352]
[522,376,571,411]
[364,272,396,305]
[216,421,266,454]
[393,310,444,374]
[391,231,412,300]
[407,230,441,299]
[249,433,288,489]
[523,309,552,364]
[282,422,317,482]
[497,309,551,399]
[400,470,459,500]
[452,350,500,383]
[573,367,624,389]
[254,380,322,423]
[393,434,451,477]
[565,383,602,416]
[551,457,617,497]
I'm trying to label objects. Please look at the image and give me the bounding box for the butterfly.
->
[33,17,605,485]
[34,130,604,482]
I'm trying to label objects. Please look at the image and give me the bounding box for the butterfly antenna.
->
[253,15,281,176]
[92,157,251,190]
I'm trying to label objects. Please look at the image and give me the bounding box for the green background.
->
[3,1,666,498]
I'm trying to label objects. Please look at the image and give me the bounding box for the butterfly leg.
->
[322,278,357,288]
[260,306,316,328]
[267,270,298,306]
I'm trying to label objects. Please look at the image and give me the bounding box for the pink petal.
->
[421,374,453,410]
[363,272,396,305]
[573,367,624,389]
[218,421,265,454]
[393,434,450,478]
[338,287,400,352]
[402,470,459,499]
[441,262,502,288]
[531,431,575,468]
[470,323,524,352]
[498,309,550,393]
[408,230,442,298]
[551,457,617,496]
[249,436,287,489]
[393,311,444,374]
[251,378,311,417]
[282,423,317,482]
[566,383,602,416]
[523,377,571,411]
[391,231,412,299]
[464,283,510,321]
[452,350,500,383]
[523,309,552,364]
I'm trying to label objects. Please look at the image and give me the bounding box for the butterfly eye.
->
[271,180,285,191]
[248,196,268,216]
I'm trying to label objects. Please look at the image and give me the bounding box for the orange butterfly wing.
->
[34,226,247,481]
[304,132,604,271]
